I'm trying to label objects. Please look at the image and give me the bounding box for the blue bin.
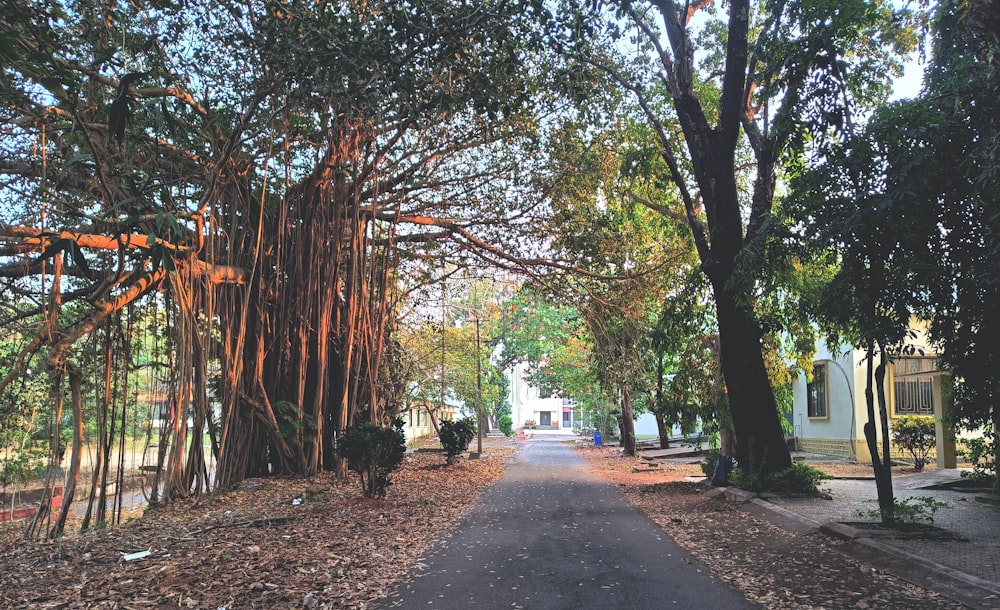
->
[593,431,603,446]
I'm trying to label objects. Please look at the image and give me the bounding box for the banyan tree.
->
[0,0,552,536]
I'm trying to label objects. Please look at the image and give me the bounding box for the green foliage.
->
[651,271,728,442]
[788,0,1000,479]
[892,416,936,472]
[700,448,722,479]
[730,467,764,492]
[336,418,407,498]
[274,401,317,446]
[730,460,831,494]
[0,445,47,488]
[859,496,952,525]
[959,425,996,484]
[498,415,513,437]
[766,461,832,494]
[439,417,476,464]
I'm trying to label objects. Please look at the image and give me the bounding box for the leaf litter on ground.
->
[575,444,964,610]
[0,445,515,609]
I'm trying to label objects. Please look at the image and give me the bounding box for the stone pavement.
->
[732,468,1000,608]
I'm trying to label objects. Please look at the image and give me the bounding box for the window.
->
[893,358,935,415]
[807,363,828,418]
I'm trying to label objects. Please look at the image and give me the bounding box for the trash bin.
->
[593,431,603,446]
[711,455,734,487]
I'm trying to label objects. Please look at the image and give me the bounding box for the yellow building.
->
[397,402,456,443]
[792,322,959,467]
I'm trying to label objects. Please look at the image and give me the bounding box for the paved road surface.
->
[379,438,751,609]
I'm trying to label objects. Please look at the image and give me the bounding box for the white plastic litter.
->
[122,550,151,561]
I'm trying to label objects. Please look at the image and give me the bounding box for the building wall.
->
[791,343,865,460]
[399,403,456,442]
[791,322,961,465]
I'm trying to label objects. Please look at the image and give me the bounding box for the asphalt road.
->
[379,437,751,609]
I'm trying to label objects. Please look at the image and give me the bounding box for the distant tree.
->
[650,272,730,451]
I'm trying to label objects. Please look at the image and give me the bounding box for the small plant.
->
[730,467,763,491]
[700,448,722,478]
[959,424,996,485]
[766,461,832,494]
[498,415,513,437]
[439,417,477,464]
[892,416,936,472]
[858,496,952,525]
[523,419,536,428]
[724,461,830,494]
[336,418,407,498]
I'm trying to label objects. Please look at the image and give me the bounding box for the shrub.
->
[730,467,763,491]
[727,461,830,494]
[766,461,831,494]
[523,419,536,428]
[859,496,952,525]
[439,417,477,464]
[498,415,513,437]
[892,415,936,472]
[700,448,722,478]
[336,418,407,498]
[0,445,47,488]
[959,424,996,484]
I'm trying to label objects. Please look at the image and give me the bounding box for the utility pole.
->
[476,312,483,455]
[440,280,446,421]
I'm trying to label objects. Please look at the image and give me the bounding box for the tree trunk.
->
[863,341,895,523]
[655,411,670,449]
[712,284,791,477]
[50,367,83,538]
[654,355,670,449]
[620,385,636,457]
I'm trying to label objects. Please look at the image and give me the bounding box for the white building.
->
[506,361,579,430]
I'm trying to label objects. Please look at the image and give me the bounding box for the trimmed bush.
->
[892,415,936,472]
[336,417,407,498]
[498,414,513,437]
[766,461,831,494]
[439,417,477,464]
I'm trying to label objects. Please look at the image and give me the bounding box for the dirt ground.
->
[577,445,964,609]
[0,445,516,609]
[0,441,965,609]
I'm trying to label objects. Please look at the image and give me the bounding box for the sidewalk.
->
[729,468,1000,608]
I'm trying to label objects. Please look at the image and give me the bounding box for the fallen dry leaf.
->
[576,445,964,610]
[0,444,516,609]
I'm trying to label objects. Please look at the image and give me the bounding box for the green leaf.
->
[90,45,118,68]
